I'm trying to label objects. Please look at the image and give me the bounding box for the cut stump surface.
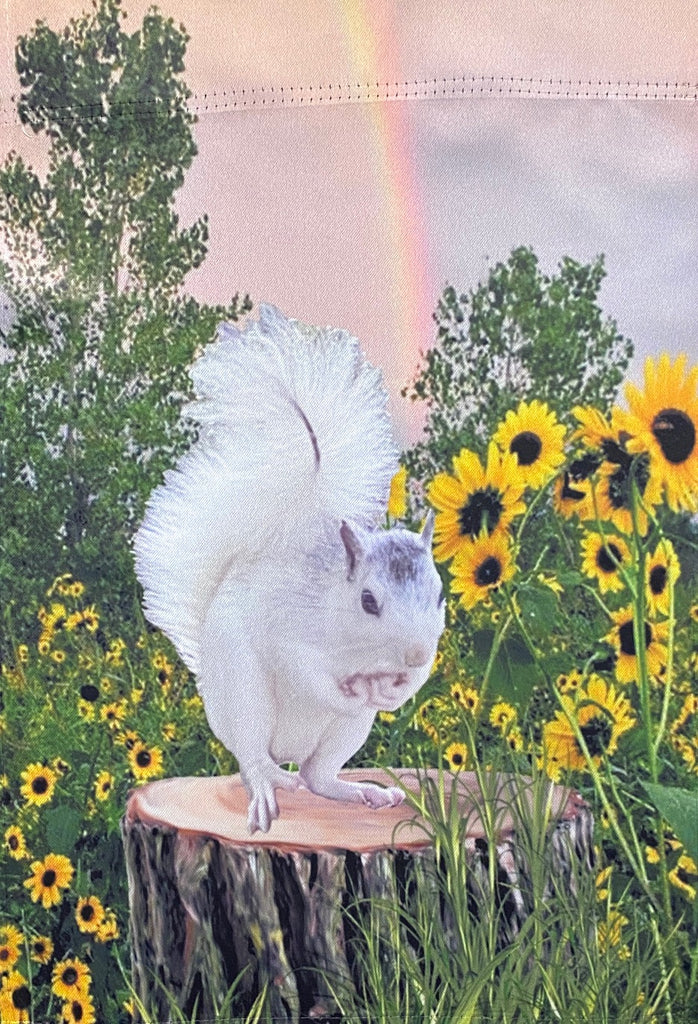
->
[123,769,593,1023]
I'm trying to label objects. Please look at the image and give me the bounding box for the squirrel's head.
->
[337,511,446,708]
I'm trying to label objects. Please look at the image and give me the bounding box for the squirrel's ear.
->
[340,520,365,581]
[420,509,435,550]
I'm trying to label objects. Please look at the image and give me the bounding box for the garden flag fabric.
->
[1,2,697,1023]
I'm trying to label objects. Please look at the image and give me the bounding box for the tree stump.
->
[122,768,593,1023]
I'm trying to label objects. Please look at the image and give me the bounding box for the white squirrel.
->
[133,306,446,832]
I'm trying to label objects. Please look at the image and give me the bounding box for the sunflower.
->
[19,763,57,807]
[490,702,517,732]
[597,908,630,958]
[592,449,661,535]
[61,991,97,1024]
[580,531,631,594]
[504,727,525,753]
[493,400,567,489]
[116,729,140,751]
[128,742,164,782]
[572,406,618,450]
[444,742,468,771]
[95,912,119,943]
[79,606,100,633]
[99,700,128,730]
[0,971,31,1023]
[152,651,174,682]
[387,465,408,519]
[448,531,515,610]
[645,539,681,617]
[605,607,669,684]
[542,675,636,780]
[668,852,698,902]
[556,669,584,695]
[451,683,480,715]
[94,771,114,802]
[616,353,698,513]
[47,573,75,597]
[75,896,105,935]
[4,826,28,861]
[428,442,525,562]
[29,935,53,965]
[24,853,74,908]
[0,926,23,974]
[553,453,599,520]
[51,959,91,1001]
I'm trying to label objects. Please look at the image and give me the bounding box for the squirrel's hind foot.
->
[243,764,306,834]
[357,783,405,810]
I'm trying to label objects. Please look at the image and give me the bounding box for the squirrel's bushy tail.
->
[133,305,398,673]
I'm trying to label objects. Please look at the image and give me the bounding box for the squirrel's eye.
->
[361,589,380,616]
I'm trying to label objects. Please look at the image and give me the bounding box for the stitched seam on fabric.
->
[1,74,696,124]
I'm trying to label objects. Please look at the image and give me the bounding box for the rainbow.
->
[338,1,436,410]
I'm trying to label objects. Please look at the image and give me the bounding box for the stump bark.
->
[122,768,593,1023]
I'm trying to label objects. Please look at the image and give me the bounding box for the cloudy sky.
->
[2,1,696,441]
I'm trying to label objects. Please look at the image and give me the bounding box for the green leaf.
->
[472,629,539,706]
[517,582,559,636]
[643,782,698,865]
[44,804,84,857]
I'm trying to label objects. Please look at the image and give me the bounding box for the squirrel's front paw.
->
[243,764,305,834]
[356,783,405,810]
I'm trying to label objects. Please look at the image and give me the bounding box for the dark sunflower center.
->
[0,948,9,961]
[607,454,650,509]
[649,565,668,595]
[158,670,169,685]
[80,904,95,921]
[62,967,78,986]
[71,1000,84,1021]
[33,941,45,955]
[510,431,543,466]
[13,986,31,1011]
[651,408,696,464]
[619,620,652,657]
[596,543,622,574]
[80,684,99,703]
[561,472,587,502]
[41,869,57,887]
[580,716,613,758]
[475,556,502,587]
[458,488,503,537]
[570,453,601,480]
[136,750,152,768]
[8,834,19,851]
[32,776,49,795]
[450,751,464,766]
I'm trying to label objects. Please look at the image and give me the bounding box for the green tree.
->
[403,246,633,484]
[0,0,251,639]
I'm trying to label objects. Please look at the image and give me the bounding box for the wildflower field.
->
[2,351,698,1023]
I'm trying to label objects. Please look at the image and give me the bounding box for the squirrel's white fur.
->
[134,306,445,832]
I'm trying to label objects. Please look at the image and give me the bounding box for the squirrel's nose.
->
[404,644,430,669]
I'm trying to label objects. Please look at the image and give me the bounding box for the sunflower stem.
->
[474,611,514,722]
[653,558,676,760]
[630,479,679,995]
[556,698,653,901]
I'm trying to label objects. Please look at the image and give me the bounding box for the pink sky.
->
[2,2,696,442]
